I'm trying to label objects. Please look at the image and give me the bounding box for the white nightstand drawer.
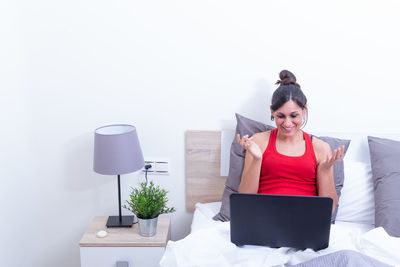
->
[79,216,171,267]
[80,246,165,267]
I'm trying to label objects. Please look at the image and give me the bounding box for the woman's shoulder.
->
[252,130,272,150]
[311,136,332,155]
[252,130,272,140]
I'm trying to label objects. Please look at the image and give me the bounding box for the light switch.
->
[155,161,169,173]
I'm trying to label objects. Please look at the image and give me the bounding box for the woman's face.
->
[271,100,306,137]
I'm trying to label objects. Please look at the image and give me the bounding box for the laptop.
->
[230,193,333,250]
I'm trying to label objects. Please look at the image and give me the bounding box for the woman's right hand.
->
[236,134,262,160]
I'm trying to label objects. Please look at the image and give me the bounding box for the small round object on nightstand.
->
[96,230,108,238]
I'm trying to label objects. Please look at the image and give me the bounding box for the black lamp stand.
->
[106,174,134,227]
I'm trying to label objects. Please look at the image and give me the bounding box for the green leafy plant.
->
[124,181,175,219]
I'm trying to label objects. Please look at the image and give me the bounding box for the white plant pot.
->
[137,217,158,237]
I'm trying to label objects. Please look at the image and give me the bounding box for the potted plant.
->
[124,181,175,237]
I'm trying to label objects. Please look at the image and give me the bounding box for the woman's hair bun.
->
[276,70,300,88]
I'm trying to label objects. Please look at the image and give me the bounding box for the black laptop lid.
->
[230,193,333,250]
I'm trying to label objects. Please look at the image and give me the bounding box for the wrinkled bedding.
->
[160,203,400,267]
[287,250,392,267]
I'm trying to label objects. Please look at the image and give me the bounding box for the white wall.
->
[1,0,400,266]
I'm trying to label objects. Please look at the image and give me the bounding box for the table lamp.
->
[93,124,145,227]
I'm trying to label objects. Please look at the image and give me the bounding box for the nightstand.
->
[79,216,171,267]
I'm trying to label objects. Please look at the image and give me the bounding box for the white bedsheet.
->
[160,203,400,267]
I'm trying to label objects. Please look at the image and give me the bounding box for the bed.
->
[160,115,400,267]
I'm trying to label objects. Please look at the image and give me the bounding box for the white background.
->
[1,0,400,266]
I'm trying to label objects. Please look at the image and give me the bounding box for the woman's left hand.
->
[318,145,345,171]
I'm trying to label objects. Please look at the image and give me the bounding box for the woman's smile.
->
[282,126,295,133]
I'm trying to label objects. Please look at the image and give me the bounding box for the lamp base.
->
[106,215,135,227]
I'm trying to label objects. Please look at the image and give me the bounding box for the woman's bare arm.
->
[314,138,344,213]
[237,132,267,193]
[238,150,262,193]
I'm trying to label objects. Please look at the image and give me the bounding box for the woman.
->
[237,70,343,212]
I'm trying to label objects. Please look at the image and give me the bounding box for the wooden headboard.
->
[185,131,227,212]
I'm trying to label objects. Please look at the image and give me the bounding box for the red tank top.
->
[258,128,317,196]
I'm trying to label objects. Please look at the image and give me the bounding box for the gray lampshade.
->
[93,124,145,175]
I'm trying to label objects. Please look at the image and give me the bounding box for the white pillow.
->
[191,202,223,233]
[336,161,375,225]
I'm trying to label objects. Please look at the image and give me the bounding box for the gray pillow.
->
[368,136,400,237]
[316,136,351,222]
[213,114,350,222]
[213,114,274,221]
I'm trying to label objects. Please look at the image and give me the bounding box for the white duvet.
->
[160,203,400,267]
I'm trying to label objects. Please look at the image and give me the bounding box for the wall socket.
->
[144,161,155,172]
[142,159,169,174]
